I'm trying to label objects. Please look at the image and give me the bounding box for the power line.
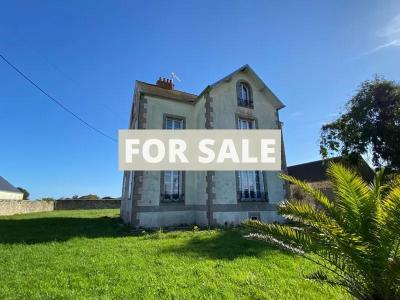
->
[0,54,117,142]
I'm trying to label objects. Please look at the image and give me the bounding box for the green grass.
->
[0,210,349,299]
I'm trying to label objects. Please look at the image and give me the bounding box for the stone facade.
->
[121,65,288,228]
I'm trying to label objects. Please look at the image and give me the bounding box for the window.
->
[237,82,253,108]
[238,170,263,200]
[237,118,266,201]
[163,170,182,201]
[238,118,255,130]
[165,117,183,130]
[161,116,184,202]
[248,212,261,221]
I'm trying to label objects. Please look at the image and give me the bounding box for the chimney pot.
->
[156,76,174,90]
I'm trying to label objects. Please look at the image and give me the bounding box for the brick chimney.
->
[156,77,174,90]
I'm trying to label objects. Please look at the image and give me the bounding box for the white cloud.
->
[363,14,400,56]
[378,14,400,37]
[363,39,400,55]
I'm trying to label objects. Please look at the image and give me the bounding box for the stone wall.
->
[0,200,54,216]
[0,200,121,216]
[289,180,334,204]
[54,200,121,210]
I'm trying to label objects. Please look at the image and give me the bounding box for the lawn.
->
[0,209,349,299]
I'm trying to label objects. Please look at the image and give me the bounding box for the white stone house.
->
[0,176,23,200]
[121,65,288,228]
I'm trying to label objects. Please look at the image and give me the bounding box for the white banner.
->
[119,129,281,171]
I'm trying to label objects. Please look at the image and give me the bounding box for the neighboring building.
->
[121,65,288,228]
[0,176,23,200]
[287,156,374,202]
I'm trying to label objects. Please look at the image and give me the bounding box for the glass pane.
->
[241,85,248,100]
[164,171,172,195]
[248,171,255,192]
[166,117,183,130]
[238,118,255,130]
[239,170,264,200]
[163,118,183,201]
[166,119,173,129]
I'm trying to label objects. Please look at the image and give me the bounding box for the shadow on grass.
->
[0,216,128,245]
[162,229,289,260]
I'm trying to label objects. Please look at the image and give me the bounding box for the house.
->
[287,156,374,202]
[0,176,23,200]
[121,65,288,228]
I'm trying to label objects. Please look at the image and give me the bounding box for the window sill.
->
[160,200,185,205]
[238,199,268,203]
[237,104,254,109]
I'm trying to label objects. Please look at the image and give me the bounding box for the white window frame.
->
[161,116,184,202]
[237,117,266,201]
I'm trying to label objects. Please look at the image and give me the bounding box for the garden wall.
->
[0,200,54,216]
[0,199,121,216]
[54,200,121,210]
[289,180,335,204]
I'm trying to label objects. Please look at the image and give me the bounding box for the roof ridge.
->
[136,80,198,97]
[288,157,341,168]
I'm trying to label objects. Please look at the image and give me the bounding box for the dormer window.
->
[237,81,253,108]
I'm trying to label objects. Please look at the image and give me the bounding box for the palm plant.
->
[244,163,400,300]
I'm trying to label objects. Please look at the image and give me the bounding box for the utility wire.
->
[0,54,117,142]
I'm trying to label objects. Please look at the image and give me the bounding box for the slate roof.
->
[0,176,23,194]
[287,157,375,183]
[135,64,285,109]
[136,81,197,104]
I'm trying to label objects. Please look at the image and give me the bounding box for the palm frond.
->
[380,177,400,234]
[278,200,367,254]
[326,163,375,238]
[246,163,400,299]
[280,173,335,214]
[244,221,313,253]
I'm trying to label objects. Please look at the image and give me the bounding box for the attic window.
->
[237,81,253,108]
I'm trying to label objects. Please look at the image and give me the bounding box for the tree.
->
[244,164,400,299]
[320,77,400,172]
[40,197,55,201]
[78,194,99,200]
[16,187,29,200]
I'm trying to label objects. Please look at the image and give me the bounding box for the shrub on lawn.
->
[244,163,400,300]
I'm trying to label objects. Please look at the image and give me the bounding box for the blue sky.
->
[1,1,399,199]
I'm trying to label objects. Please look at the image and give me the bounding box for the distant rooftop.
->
[0,176,23,194]
[287,157,374,183]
